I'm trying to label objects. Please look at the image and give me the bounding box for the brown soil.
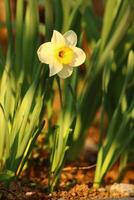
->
[1,134,134,200]
[1,161,134,200]
[0,124,134,200]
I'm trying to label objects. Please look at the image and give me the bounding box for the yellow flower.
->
[37,30,86,79]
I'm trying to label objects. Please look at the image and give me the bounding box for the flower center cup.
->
[55,47,74,65]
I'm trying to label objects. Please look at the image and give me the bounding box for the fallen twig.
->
[62,164,96,172]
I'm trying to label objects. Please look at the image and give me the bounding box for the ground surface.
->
[1,164,134,200]
[1,127,134,200]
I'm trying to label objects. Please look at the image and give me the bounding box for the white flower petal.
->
[51,30,65,45]
[49,59,63,77]
[71,47,86,67]
[57,66,73,79]
[37,42,53,64]
[63,30,77,47]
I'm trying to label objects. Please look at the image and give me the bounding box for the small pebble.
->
[110,183,134,197]
[26,191,35,196]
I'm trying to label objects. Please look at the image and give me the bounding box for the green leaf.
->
[83,5,100,41]
[127,50,134,81]
[53,0,63,31]
[44,0,54,40]
[4,0,13,61]
[102,51,114,93]
[0,170,15,183]
[101,0,122,50]
[15,0,24,75]
[23,0,39,81]
[0,104,10,170]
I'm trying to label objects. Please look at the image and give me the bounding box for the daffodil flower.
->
[37,30,86,79]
